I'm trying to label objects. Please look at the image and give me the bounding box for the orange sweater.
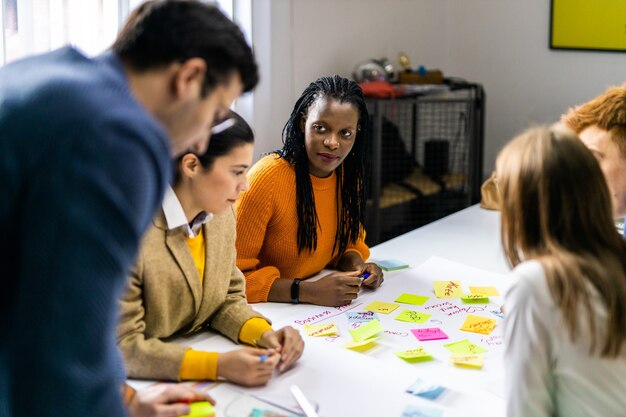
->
[235,154,370,302]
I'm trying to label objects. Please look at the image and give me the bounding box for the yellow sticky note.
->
[364,301,400,314]
[344,338,378,352]
[395,293,429,305]
[395,346,433,362]
[450,354,484,369]
[303,322,338,337]
[460,314,497,335]
[469,286,500,296]
[461,293,490,303]
[443,339,488,355]
[433,280,463,298]
[395,310,431,324]
[349,318,383,342]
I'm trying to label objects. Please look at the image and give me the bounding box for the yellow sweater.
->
[235,155,370,302]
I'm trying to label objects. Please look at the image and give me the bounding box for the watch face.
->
[291,279,300,304]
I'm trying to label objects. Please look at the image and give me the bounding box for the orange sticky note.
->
[364,301,400,314]
[433,280,463,298]
[450,354,484,369]
[303,322,338,337]
[469,286,500,296]
[460,314,497,335]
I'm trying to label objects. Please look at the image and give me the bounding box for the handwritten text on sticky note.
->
[395,310,432,324]
[411,327,449,341]
[396,346,433,362]
[303,322,338,337]
[434,280,463,298]
[444,339,488,355]
[364,301,400,314]
[460,314,497,335]
[346,311,379,323]
[450,353,484,369]
[349,318,383,342]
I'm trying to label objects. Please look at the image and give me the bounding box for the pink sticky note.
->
[412,327,449,341]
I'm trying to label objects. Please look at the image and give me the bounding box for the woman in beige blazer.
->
[117,112,304,387]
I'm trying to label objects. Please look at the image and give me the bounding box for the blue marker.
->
[359,273,371,282]
[259,354,268,363]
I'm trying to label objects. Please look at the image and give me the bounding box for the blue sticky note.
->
[346,311,380,323]
[406,378,448,400]
[401,404,444,417]
[375,259,409,271]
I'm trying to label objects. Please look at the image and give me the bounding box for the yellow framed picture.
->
[550,0,626,52]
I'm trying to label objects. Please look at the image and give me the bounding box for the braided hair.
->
[278,75,370,255]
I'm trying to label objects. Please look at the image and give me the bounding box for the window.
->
[0,0,237,66]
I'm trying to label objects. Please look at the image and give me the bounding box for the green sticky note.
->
[182,402,215,417]
[396,346,433,362]
[376,259,409,271]
[395,293,429,306]
[349,318,383,342]
[443,339,488,355]
[461,293,490,303]
[395,309,431,323]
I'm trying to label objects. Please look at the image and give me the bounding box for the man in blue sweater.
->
[0,1,258,416]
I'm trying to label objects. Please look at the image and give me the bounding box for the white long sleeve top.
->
[504,260,626,417]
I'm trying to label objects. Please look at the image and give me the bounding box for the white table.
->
[130,205,513,417]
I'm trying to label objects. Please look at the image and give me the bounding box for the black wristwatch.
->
[290,279,301,304]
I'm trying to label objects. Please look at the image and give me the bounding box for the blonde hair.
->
[497,125,626,357]
[562,84,626,157]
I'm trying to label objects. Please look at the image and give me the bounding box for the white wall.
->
[252,0,626,176]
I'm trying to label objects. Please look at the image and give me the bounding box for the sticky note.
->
[450,354,484,369]
[433,280,463,298]
[402,405,444,417]
[395,310,431,323]
[460,314,497,335]
[349,318,383,342]
[406,377,448,400]
[461,293,490,303]
[364,301,400,314]
[346,311,379,323]
[343,338,378,352]
[395,346,433,362]
[411,327,448,341]
[375,259,410,271]
[395,293,429,305]
[443,339,487,355]
[469,286,500,296]
[303,322,338,337]
[181,402,215,417]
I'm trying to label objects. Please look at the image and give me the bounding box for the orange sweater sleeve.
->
[235,159,282,303]
[344,228,370,261]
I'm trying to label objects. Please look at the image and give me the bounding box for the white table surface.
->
[129,205,514,417]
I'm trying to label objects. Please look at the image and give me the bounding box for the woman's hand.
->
[300,271,361,306]
[358,262,384,289]
[127,384,214,417]
[217,347,279,387]
[259,326,305,372]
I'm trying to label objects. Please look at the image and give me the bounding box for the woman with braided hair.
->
[235,75,383,306]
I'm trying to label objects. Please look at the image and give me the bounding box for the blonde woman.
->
[497,125,626,417]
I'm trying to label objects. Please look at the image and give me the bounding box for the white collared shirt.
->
[162,186,213,238]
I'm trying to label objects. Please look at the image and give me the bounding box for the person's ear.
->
[180,153,201,178]
[171,58,207,101]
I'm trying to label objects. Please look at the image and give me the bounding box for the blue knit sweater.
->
[0,47,171,417]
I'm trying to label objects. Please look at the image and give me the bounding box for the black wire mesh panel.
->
[364,84,484,245]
